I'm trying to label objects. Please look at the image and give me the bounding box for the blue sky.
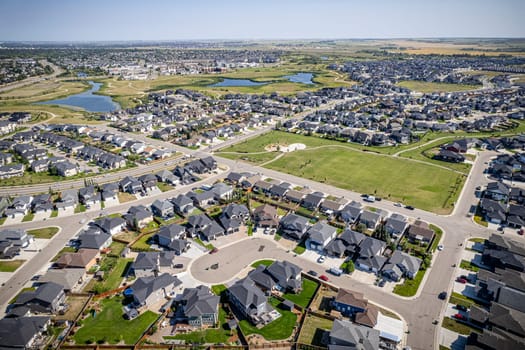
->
[0,0,523,41]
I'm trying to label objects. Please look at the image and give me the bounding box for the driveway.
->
[439,328,467,350]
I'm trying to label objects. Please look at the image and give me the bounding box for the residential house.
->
[382,251,422,281]
[119,176,143,194]
[130,273,182,307]
[171,194,195,216]
[329,319,380,350]
[306,222,337,252]
[39,268,85,292]
[190,190,216,208]
[211,182,233,202]
[339,201,363,224]
[0,163,24,179]
[301,191,325,211]
[253,180,273,196]
[56,189,78,212]
[186,214,213,238]
[54,161,78,177]
[218,203,249,233]
[4,195,33,218]
[78,186,101,207]
[179,286,220,328]
[155,169,179,185]
[54,248,99,270]
[94,216,126,236]
[123,205,153,230]
[0,316,51,350]
[131,251,177,278]
[139,174,158,193]
[331,288,369,317]
[101,182,119,201]
[11,282,66,314]
[266,260,303,293]
[407,221,435,244]
[486,182,511,202]
[279,213,310,240]
[200,221,225,241]
[356,237,387,273]
[252,204,279,228]
[320,198,345,217]
[32,194,53,214]
[151,199,175,218]
[228,277,275,326]
[359,210,382,230]
[384,213,408,238]
[0,228,33,248]
[77,229,112,251]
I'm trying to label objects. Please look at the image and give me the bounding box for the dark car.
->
[174,264,184,269]
[308,270,318,277]
[456,304,468,312]
[209,248,219,254]
[378,279,386,287]
[438,291,447,300]
[405,205,415,210]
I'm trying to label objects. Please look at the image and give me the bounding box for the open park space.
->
[218,131,464,213]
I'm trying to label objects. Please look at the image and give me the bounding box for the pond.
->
[284,72,314,84]
[36,81,120,112]
[209,78,267,87]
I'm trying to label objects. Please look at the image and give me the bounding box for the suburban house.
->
[248,265,277,292]
[407,220,435,244]
[130,273,182,307]
[301,191,325,211]
[56,189,78,211]
[485,181,511,202]
[54,248,99,270]
[151,199,175,218]
[339,201,363,224]
[359,210,382,230]
[131,251,177,278]
[11,282,66,314]
[331,288,368,317]
[186,214,213,238]
[252,204,279,229]
[329,319,380,350]
[138,174,158,193]
[200,221,225,241]
[228,277,276,326]
[123,205,154,230]
[4,195,33,217]
[319,198,345,217]
[382,251,422,281]
[94,216,126,236]
[355,237,387,273]
[101,182,119,201]
[284,189,305,203]
[155,224,188,253]
[480,198,508,224]
[38,268,85,292]
[190,190,216,208]
[77,229,112,251]
[78,186,101,207]
[0,228,33,248]
[266,260,303,293]
[279,213,310,240]
[179,286,220,328]
[211,182,233,201]
[218,203,249,233]
[155,169,180,185]
[119,176,143,194]
[384,213,408,238]
[54,161,78,177]
[306,222,338,252]
[0,316,51,350]
[171,194,195,216]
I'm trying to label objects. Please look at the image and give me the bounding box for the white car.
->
[437,245,444,251]
[317,255,326,263]
[394,202,402,207]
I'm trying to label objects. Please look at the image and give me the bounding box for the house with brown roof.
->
[407,220,435,244]
[54,248,99,270]
[252,204,279,228]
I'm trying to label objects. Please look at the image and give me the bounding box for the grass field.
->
[0,80,90,102]
[396,80,481,93]
[282,279,319,308]
[297,314,333,346]
[441,317,480,335]
[239,297,297,341]
[73,296,157,344]
[27,226,60,239]
[0,260,25,272]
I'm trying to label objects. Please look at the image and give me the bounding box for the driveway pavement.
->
[439,328,467,350]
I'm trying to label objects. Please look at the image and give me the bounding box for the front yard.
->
[73,296,158,344]
[27,226,60,239]
[393,269,426,297]
[0,259,25,272]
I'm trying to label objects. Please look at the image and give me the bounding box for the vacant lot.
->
[73,296,157,344]
[396,80,480,93]
[55,295,90,321]
[27,227,60,239]
[297,314,333,346]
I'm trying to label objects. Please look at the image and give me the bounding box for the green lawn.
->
[74,204,86,214]
[0,260,25,272]
[429,224,443,252]
[51,246,76,262]
[251,260,275,268]
[194,237,214,250]
[0,217,6,225]
[211,284,227,296]
[218,131,464,214]
[449,292,484,309]
[91,258,133,293]
[282,279,319,308]
[50,210,58,218]
[131,233,155,251]
[164,307,233,344]
[27,227,59,239]
[393,269,426,297]
[73,296,158,344]
[468,238,485,244]
[396,80,481,93]
[239,297,297,341]
[297,314,333,346]
[157,183,174,192]
[460,260,480,272]
[293,242,306,255]
[22,213,35,222]
[441,317,480,336]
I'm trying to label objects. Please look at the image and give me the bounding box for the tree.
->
[344,260,355,273]
[355,223,367,233]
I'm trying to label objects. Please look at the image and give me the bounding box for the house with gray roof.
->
[339,201,362,224]
[4,195,33,217]
[171,194,195,216]
[130,273,182,307]
[248,265,277,292]
[227,277,276,326]
[190,190,216,208]
[266,260,303,293]
[382,251,422,281]
[151,199,174,218]
[485,181,511,201]
[101,182,119,201]
[39,268,85,292]
[186,214,213,238]
[356,237,386,274]
[211,182,233,201]
[11,282,66,314]
[155,169,179,185]
[218,203,249,233]
[284,189,306,203]
[155,224,186,248]
[301,191,325,211]
[0,316,51,350]
[78,186,101,206]
[0,228,33,248]
[329,319,380,350]
[200,221,225,241]
[384,213,408,238]
[131,251,177,278]
[179,285,220,328]
[359,210,382,230]
[279,213,310,240]
[306,222,338,251]
[123,205,153,230]
[94,216,126,236]
[77,230,112,251]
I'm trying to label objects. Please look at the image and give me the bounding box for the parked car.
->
[209,248,219,254]
[437,245,444,251]
[319,275,329,282]
[456,304,468,312]
[308,270,318,277]
[456,277,467,284]
[378,279,386,287]
[394,202,402,207]
[438,291,447,300]
[174,264,184,269]
[518,229,524,236]
[317,255,326,263]
[405,205,415,210]
[454,313,466,320]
